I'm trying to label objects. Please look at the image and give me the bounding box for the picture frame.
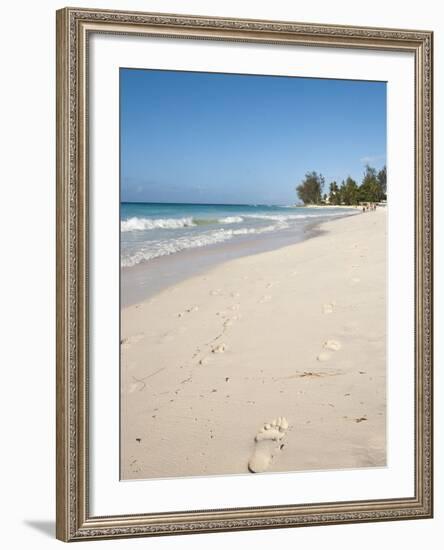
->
[56,6,433,542]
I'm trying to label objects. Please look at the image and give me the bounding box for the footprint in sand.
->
[211,343,227,354]
[324,339,342,351]
[177,305,199,318]
[322,302,335,314]
[248,417,289,473]
[128,375,148,393]
[121,333,144,349]
[317,339,341,361]
[259,295,272,304]
[210,289,222,296]
[266,281,279,289]
[129,458,142,474]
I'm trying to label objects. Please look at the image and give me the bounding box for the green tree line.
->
[296,165,386,206]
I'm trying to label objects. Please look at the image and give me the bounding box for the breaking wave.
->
[121,210,354,233]
[121,224,283,267]
[121,215,247,232]
[121,217,196,232]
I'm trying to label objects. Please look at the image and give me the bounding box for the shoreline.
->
[121,208,386,480]
[121,212,356,307]
[299,204,360,209]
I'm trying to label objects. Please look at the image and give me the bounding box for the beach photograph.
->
[120,68,387,480]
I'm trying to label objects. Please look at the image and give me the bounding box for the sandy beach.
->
[121,208,386,480]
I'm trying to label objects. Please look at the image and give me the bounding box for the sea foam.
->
[120,204,358,267]
[121,224,282,267]
[121,215,246,232]
[121,216,196,232]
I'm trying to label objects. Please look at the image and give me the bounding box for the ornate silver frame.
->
[56,7,433,542]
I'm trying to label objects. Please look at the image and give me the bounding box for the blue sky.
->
[120,68,386,205]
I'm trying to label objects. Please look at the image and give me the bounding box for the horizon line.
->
[121,200,298,207]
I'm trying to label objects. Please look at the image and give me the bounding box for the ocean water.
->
[121,202,357,269]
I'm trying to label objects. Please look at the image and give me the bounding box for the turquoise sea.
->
[121,202,357,269]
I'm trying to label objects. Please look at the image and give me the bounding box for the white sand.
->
[121,208,386,479]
